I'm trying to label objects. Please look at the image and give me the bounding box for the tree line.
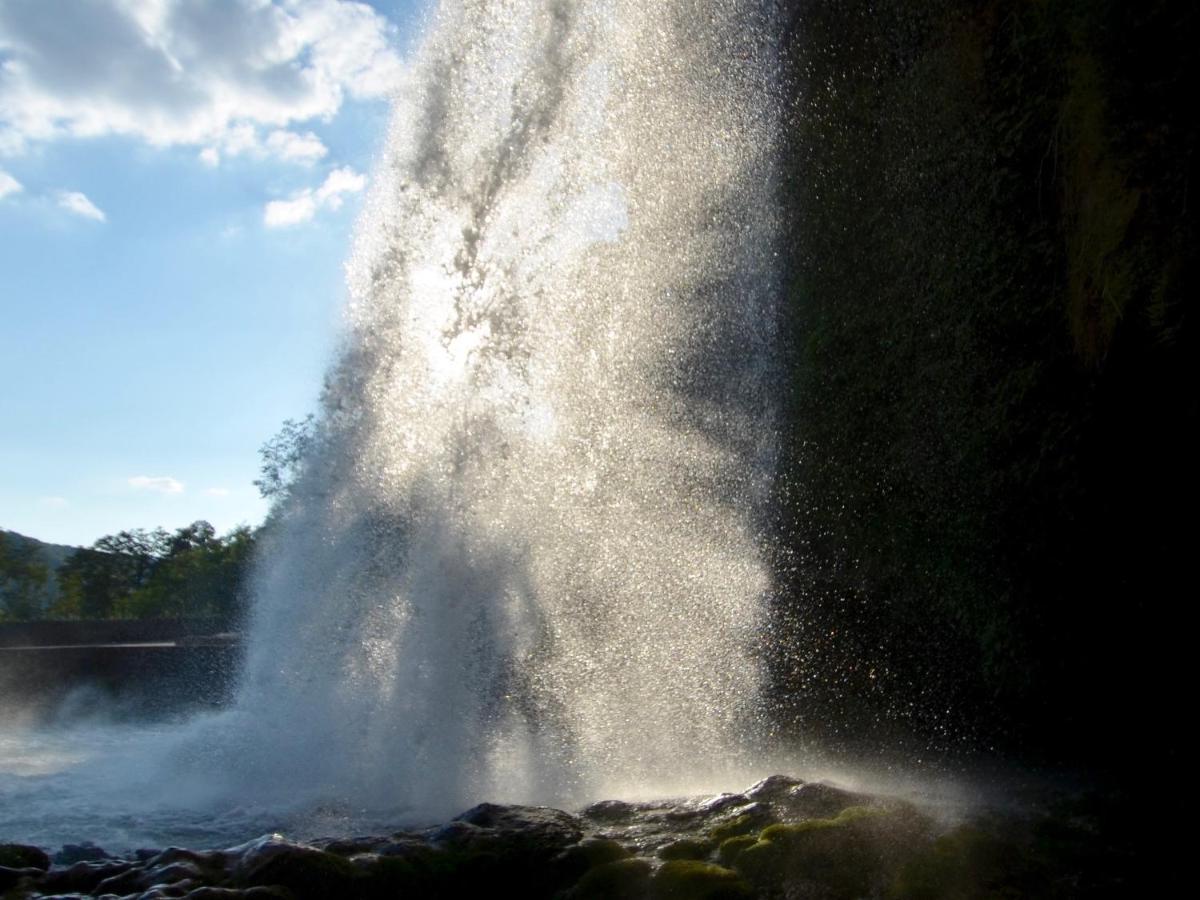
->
[0,522,255,624]
[0,416,315,624]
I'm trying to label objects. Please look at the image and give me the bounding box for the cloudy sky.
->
[1,0,428,546]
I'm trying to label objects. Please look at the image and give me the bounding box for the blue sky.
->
[1,0,429,547]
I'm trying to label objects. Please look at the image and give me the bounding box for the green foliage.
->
[0,532,51,620]
[255,414,317,504]
[49,521,255,623]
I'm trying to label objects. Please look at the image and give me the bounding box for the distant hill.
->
[0,528,81,613]
[0,528,79,569]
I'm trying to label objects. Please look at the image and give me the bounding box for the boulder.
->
[0,843,52,871]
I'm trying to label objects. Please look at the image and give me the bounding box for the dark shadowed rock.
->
[0,843,52,871]
[443,803,584,858]
[781,781,873,820]
[53,841,114,865]
[228,835,355,900]
[314,835,390,857]
[581,798,640,823]
[37,858,136,894]
[183,887,292,899]
[0,865,44,893]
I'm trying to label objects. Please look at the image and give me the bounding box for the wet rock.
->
[135,880,200,899]
[53,842,115,865]
[581,799,640,823]
[0,865,45,892]
[229,835,355,900]
[780,781,872,820]
[376,835,431,858]
[182,888,292,899]
[0,843,52,871]
[37,859,137,894]
[313,835,389,857]
[744,774,803,802]
[454,803,583,841]
[695,794,750,816]
[145,847,229,873]
[94,863,153,895]
[437,803,585,864]
[425,820,481,846]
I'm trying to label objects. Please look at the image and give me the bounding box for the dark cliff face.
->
[771,0,1196,767]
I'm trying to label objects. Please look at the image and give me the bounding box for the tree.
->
[0,532,51,620]
[254,414,317,504]
[120,521,254,622]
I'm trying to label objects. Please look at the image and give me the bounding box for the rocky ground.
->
[0,775,1139,898]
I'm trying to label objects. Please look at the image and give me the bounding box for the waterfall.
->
[192,0,782,821]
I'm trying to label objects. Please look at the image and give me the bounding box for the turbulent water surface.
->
[2,0,783,848]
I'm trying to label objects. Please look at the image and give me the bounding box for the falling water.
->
[181,0,783,823]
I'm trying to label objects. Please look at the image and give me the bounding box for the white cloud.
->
[128,475,185,494]
[56,190,106,222]
[265,130,328,164]
[264,165,365,227]
[198,147,220,167]
[39,496,69,509]
[0,168,21,199]
[264,193,319,228]
[0,0,403,159]
[204,487,232,497]
[315,165,366,208]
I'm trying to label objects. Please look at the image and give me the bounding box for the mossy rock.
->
[552,838,632,886]
[708,815,760,842]
[567,857,653,900]
[716,835,757,867]
[0,844,50,871]
[889,824,1042,900]
[651,860,753,900]
[569,837,631,867]
[734,806,908,898]
[657,838,717,861]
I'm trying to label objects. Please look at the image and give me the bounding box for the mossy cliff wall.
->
[772,0,1196,765]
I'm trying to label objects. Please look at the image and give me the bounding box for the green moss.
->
[889,824,1038,900]
[568,857,653,900]
[715,835,757,867]
[733,806,901,898]
[553,838,633,887]
[651,860,753,900]
[760,804,881,842]
[657,838,716,861]
[708,815,758,842]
